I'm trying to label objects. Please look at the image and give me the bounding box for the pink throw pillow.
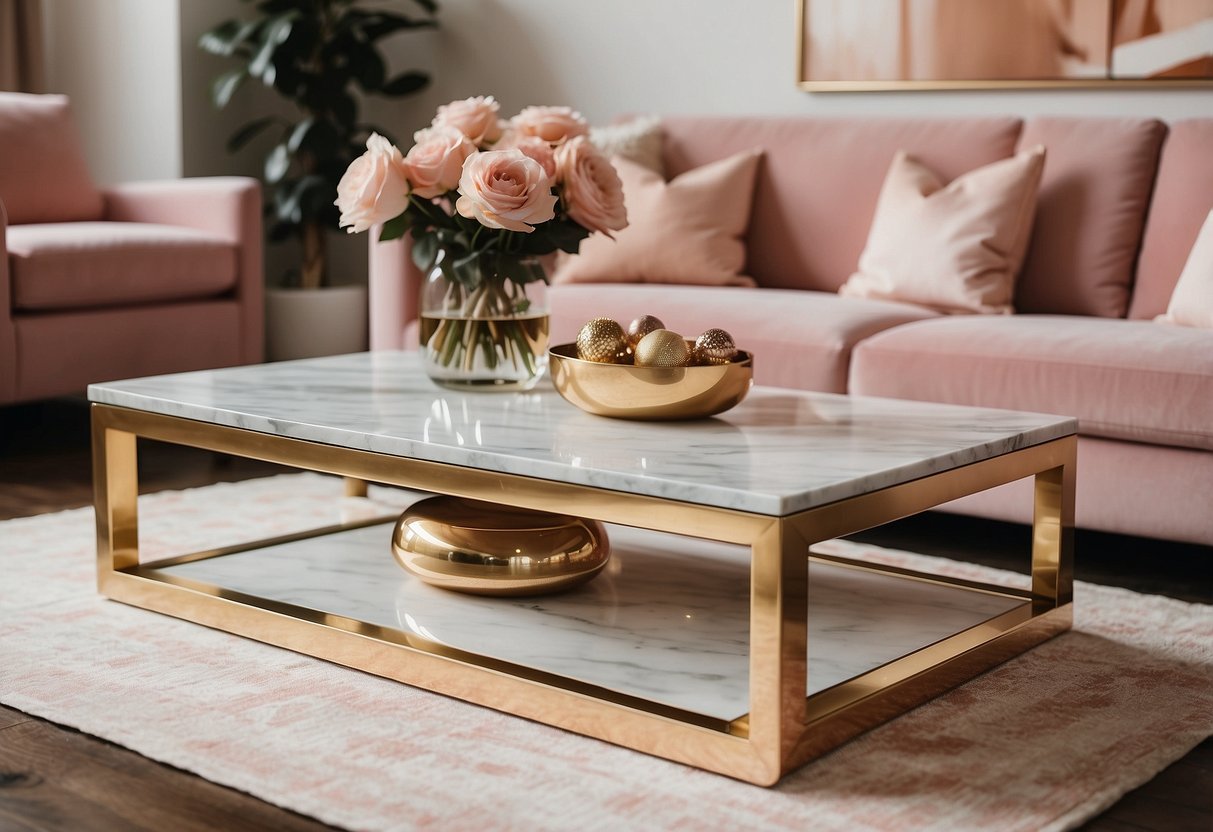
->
[1156,209,1213,329]
[0,93,103,224]
[551,149,762,287]
[838,146,1046,314]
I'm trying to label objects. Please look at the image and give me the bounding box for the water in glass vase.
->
[419,312,550,390]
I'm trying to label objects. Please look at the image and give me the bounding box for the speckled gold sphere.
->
[692,328,738,365]
[625,315,666,350]
[576,318,628,364]
[634,329,690,368]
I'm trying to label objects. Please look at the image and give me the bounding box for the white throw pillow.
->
[1156,209,1213,328]
[589,116,664,176]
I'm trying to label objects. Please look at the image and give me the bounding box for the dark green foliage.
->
[199,0,437,287]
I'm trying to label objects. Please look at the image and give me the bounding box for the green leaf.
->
[265,143,291,183]
[380,71,429,97]
[286,117,315,153]
[358,13,438,41]
[199,18,262,56]
[522,220,589,256]
[292,174,334,218]
[379,215,409,241]
[351,46,386,91]
[407,0,439,15]
[330,91,357,129]
[411,232,438,271]
[255,0,304,14]
[226,116,279,152]
[250,16,294,81]
[211,69,248,108]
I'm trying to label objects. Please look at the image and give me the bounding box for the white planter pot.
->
[266,285,369,362]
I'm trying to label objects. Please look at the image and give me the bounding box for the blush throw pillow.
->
[551,149,762,287]
[1156,209,1213,328]
[838,146,1046,314]
[0,92,103,224]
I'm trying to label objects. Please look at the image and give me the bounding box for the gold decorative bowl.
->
[548,343,753,420]
[391,495,610,596]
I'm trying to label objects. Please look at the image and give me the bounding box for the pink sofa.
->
[0,93,263,405]
[367,115,1213,546]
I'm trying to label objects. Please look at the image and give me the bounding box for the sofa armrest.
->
[0,198,15,401]
[101,177,264,364]
[368,226,421,351]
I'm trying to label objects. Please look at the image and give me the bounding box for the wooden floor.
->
[1,398,1209,831]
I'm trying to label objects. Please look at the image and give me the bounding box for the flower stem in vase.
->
[420,272,550,391]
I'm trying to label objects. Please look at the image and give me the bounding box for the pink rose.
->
[455,149,557,233]
[511,105,589,145]
[431,95,503,145]
[335,133,409,234]
[556,137,628,236]
[497,133,557,181]
[405,125,476,199]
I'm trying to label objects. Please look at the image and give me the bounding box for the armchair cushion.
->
[7,222,238,311]
[0,92,103,224]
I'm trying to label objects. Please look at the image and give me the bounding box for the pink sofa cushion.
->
[0,93,103,224]
[7,222,238,311]
[552,150,762,287]
[549,283,939,394]
[839,146,1045,314]
[850,315,1213,451]
[1129,120,1213,320]
[659,116,1023,292]
[1014,117,1166,318]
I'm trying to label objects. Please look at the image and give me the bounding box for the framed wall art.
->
[797,0,1213,90]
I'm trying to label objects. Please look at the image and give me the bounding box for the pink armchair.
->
[0,92,263,405]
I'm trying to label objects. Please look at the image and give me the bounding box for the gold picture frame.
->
[797,0,1213,91]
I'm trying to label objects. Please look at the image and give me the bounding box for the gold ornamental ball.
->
[634,329,691,368]
[625,314,666,349]
[693,328,739,365]
[576,317,628,364]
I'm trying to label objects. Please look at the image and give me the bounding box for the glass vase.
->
[419,252,550,391]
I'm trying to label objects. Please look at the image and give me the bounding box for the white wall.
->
[178,0,265,181]
[42,0,183,185]
[41,0,1213,284]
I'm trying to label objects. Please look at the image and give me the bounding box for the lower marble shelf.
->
[150,520,1025,723]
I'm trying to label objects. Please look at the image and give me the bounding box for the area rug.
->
[1,474,1210,832]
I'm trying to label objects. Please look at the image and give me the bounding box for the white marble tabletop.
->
[89,351,1075,516]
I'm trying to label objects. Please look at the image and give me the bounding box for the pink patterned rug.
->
[1,474,1209,832]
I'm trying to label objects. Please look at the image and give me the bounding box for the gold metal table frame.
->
[92,402,1075,786]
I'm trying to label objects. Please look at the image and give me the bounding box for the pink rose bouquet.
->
[335,95,628,288]
[335,95,628,386]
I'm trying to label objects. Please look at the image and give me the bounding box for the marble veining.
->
[158,519,1025,722]
[89,351,1075,516]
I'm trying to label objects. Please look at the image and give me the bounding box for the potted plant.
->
[199,0,438,359]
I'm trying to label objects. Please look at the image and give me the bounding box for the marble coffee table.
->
[89,351,1076,785]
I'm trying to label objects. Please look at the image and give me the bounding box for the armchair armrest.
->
[102,176,260,241]
[101,177,265,364]
[0,198,15,400]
